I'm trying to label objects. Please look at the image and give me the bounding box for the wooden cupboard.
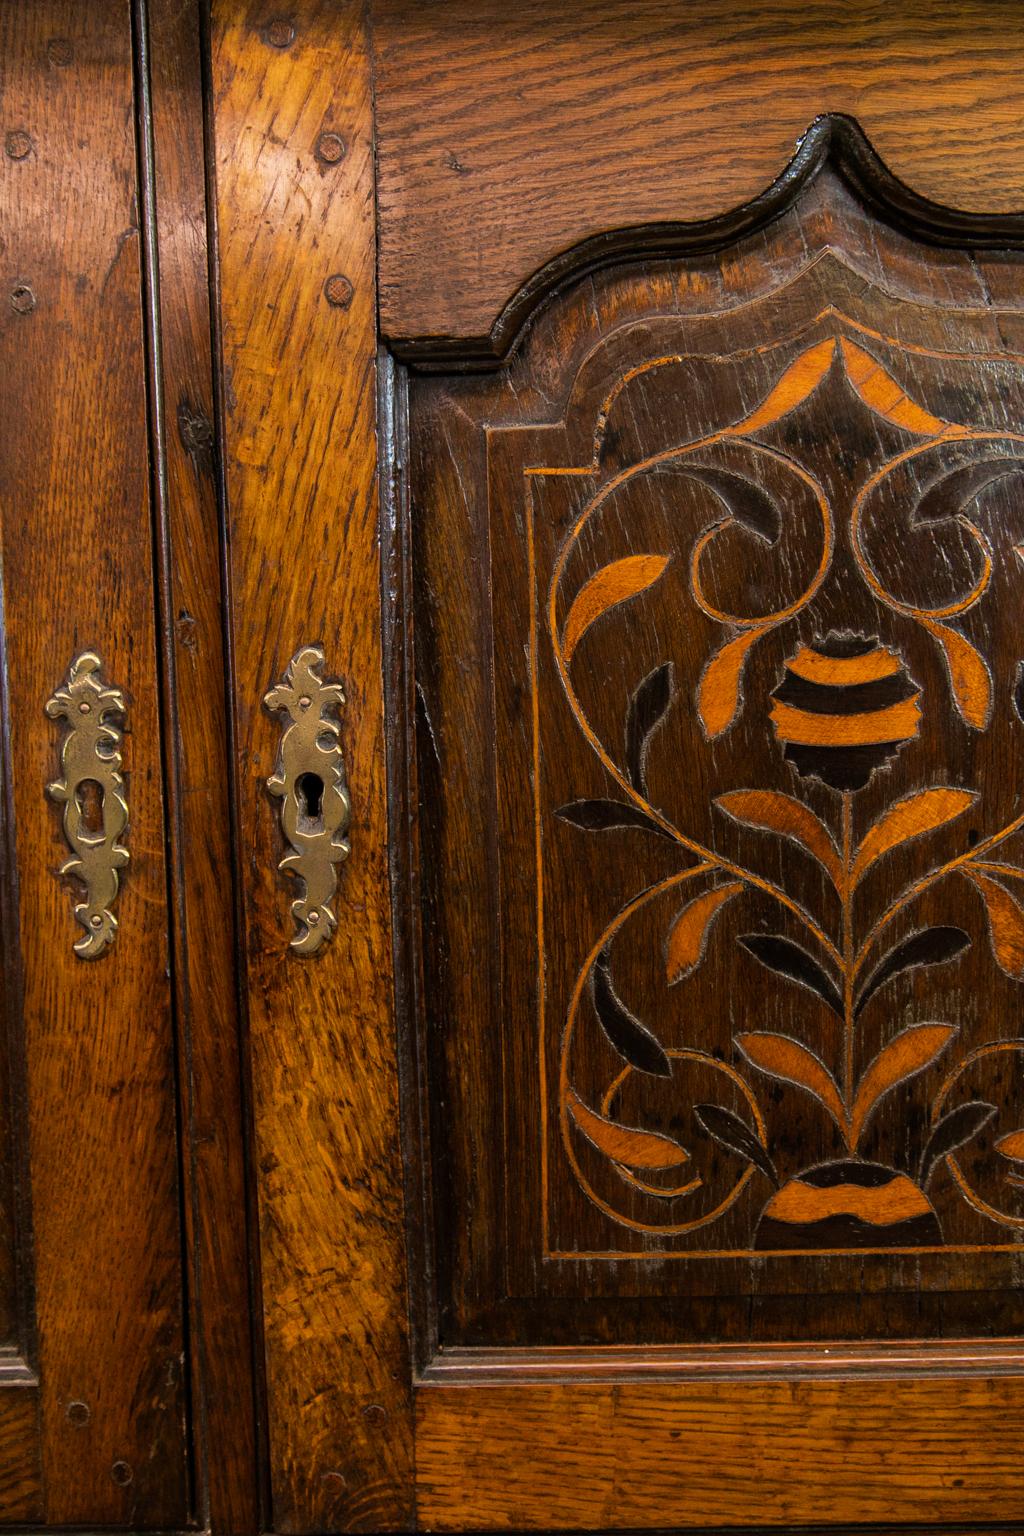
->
[1,1,1024,1530]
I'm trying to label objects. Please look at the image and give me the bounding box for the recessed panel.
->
[406,172,1024,1347]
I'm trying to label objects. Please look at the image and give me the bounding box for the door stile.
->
[134,0,262,1528]
[0,0,190,1519]
[209,1,414,1528]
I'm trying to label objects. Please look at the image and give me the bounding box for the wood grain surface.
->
[0,1391,42,1522]
[415,1375,1024,1529]
[210,2,412,1529]
[0,0,187,1522]
[142,0,260,1527]
[372,0,1024,346]
[4,4,1024,1532]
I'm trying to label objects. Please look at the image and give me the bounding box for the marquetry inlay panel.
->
[402,169,1024,1346]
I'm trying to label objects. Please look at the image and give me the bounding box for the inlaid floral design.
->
[549,328,1024,1250]
[769,635,921,792]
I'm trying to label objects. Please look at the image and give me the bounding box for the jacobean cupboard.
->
[2,1,1024,1531]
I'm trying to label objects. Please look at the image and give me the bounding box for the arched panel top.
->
[385,115,1024,369]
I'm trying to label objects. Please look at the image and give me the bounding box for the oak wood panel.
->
[416,1376,1024,1529]
[210,2,412,1529]
[0,0,187,1522]
[372,0,1024,347]
[0,1390,42,1523]
[142,0,260,1527]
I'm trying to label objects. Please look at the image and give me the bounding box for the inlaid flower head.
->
[770,633,921,792]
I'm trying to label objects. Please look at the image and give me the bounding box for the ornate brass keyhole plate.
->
[45,651,129,958]
[264,645,351,955]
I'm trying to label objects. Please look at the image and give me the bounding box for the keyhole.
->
[296,771,325,832]
[75,778,105,836]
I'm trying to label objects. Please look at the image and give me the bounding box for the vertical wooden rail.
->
[0,1,187,1521]
[137,0,261,1527]
[210,2,413,1529]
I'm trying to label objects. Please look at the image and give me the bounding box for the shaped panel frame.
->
[384,130,1024,1381]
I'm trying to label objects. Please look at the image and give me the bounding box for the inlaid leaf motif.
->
[666,882,744,985]
[851,787,976,887]
[735,1032,846,1132]
[922,619,992,730]
[682,466,782,544]
[996,1128,1024,1163]
[919,1101,997,1188]
[697,625,769,738]
[693,1103,778,1186]
[561,554,670,663]
[715,790,841,888]
[839,337,952,436]
[737,935,843,1018]
[965,869,1024,979]
[849,1023,956,1149]
[566,1089,690,1170]
[590,949,672,1078]
[625,662,673,795]
[729,337,835,436]
[554,799,673,839]
[854,926,971,1018]
[913,460,1020,528]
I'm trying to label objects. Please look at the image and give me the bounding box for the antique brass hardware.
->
[45,652,129,958]
[264,645,351,956]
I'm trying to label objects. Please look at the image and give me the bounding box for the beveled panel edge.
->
[378,349,440,1377]
[0,512,36,1375]
[419,1339,1024,1385]
[385,114,1024,372]
[0,1354,37,1389]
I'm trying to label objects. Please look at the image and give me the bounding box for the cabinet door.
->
[0,3,192,1522]
[214,3,1024,1531]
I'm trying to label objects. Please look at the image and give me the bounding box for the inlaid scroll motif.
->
[547,326,1024,1251]
[46,652,129,959]
[264,645,351,956]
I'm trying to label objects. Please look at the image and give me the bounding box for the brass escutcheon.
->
[264,645,351,955]
[45,652,129,958]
